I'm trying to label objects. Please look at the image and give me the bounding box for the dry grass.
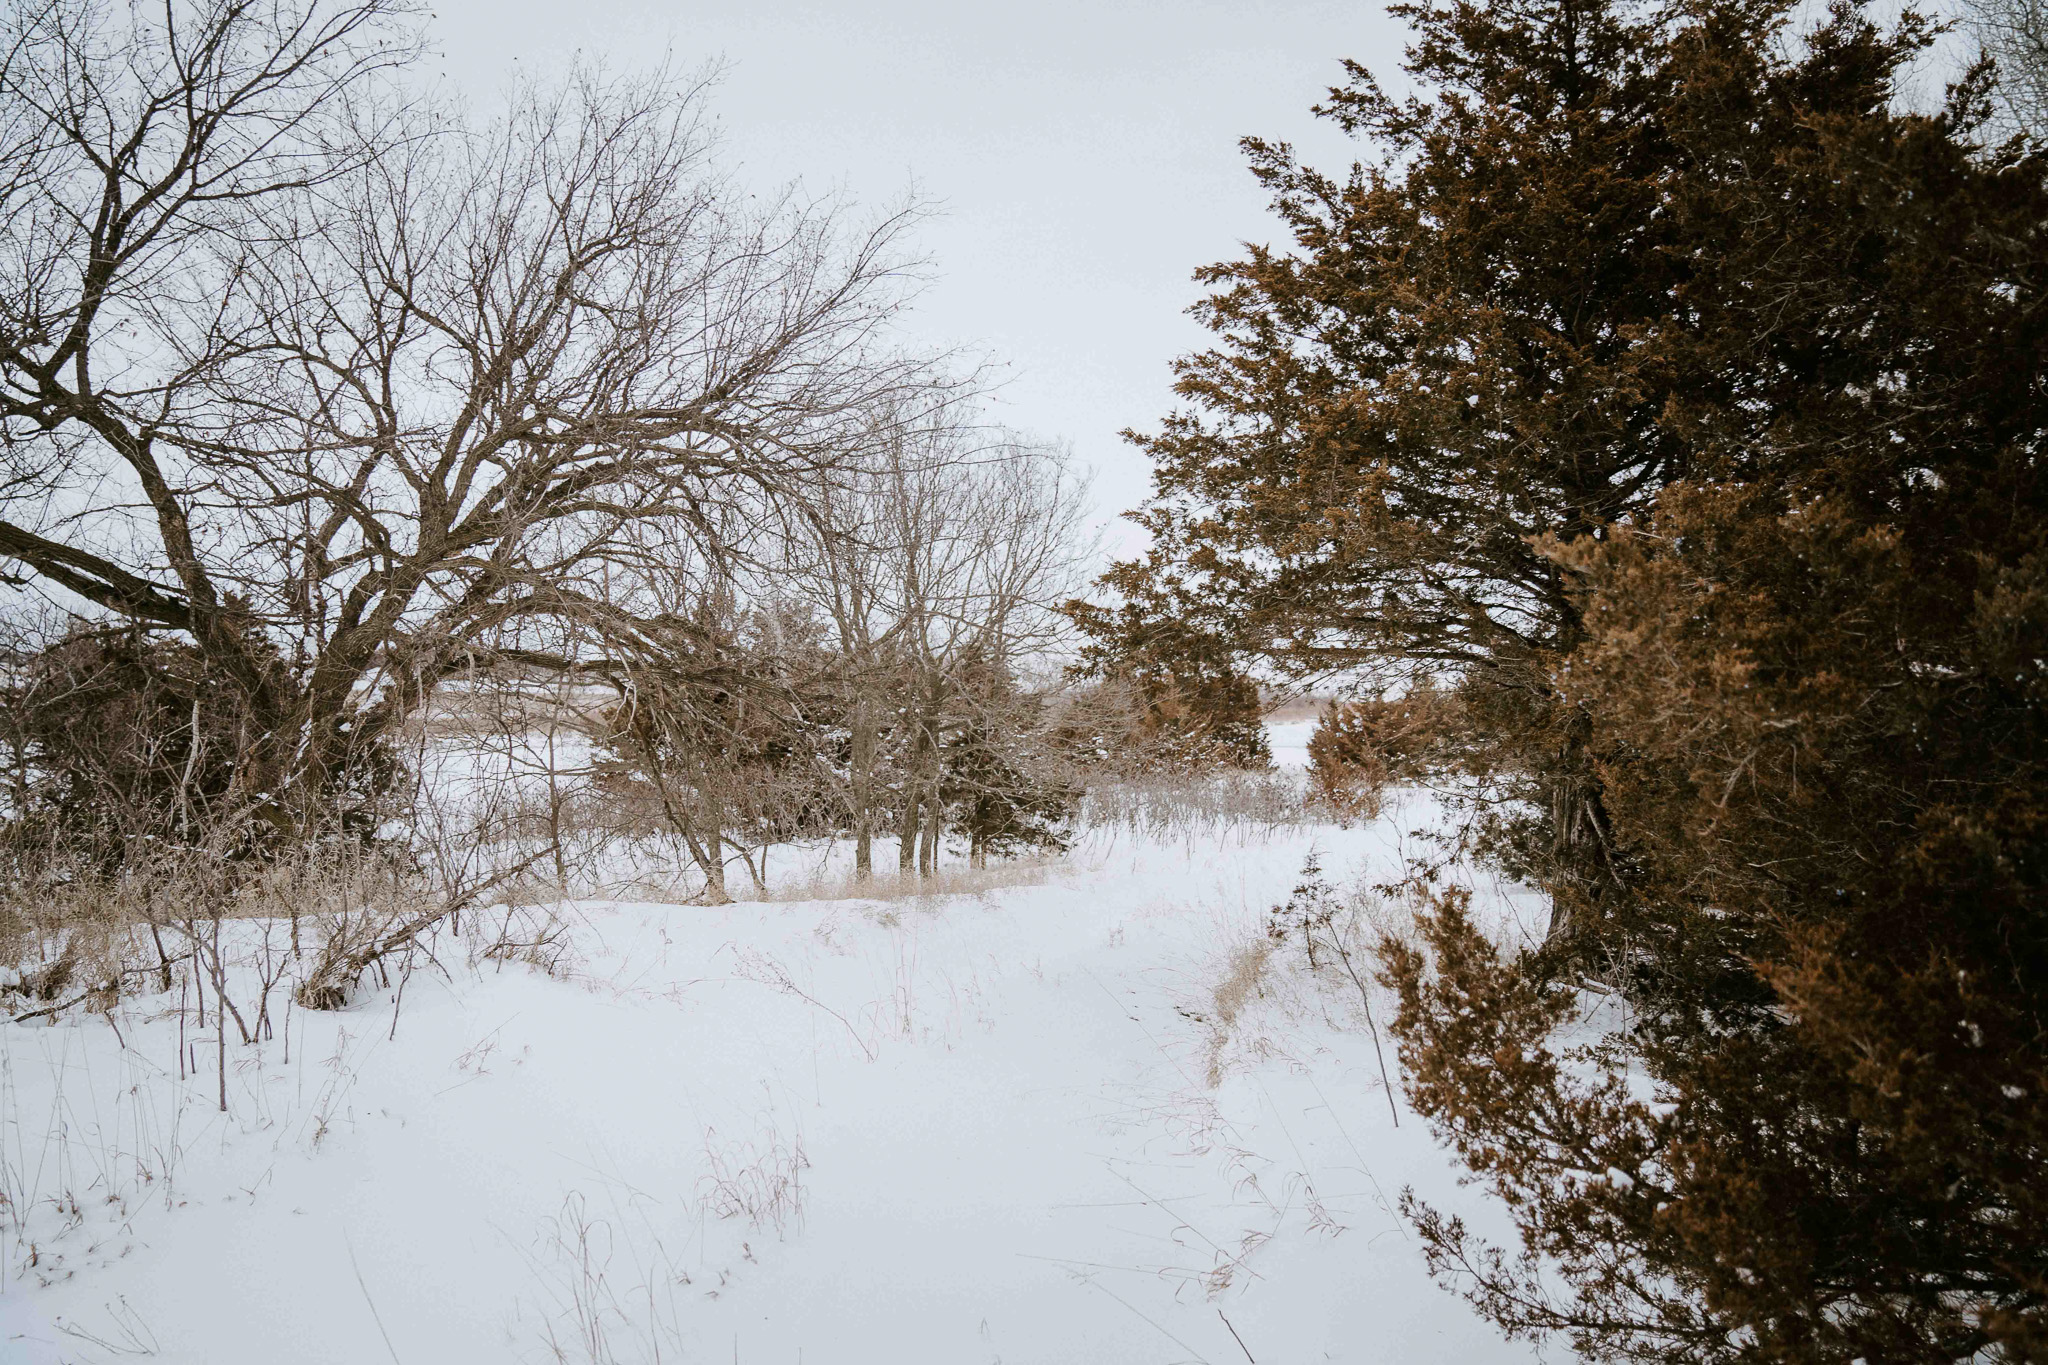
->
[1212,940,1275,1031]
[759,855,1067,906]
[1205,939,1277,1085]
[1263,695,1336,725]
[1078,769,1314,844]
[530,1190,689,1365]
[1192,860,1426,1095]
[698,1121,810,1237]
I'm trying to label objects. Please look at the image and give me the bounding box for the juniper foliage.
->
[1098,0,2048,1358]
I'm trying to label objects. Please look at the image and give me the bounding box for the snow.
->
[0,789,1550,1364]
[1267,720,1318,771]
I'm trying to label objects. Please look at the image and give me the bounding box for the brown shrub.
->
[1306,686,1456,820]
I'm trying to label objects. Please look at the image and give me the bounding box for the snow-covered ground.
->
[1266,718,1318,771]
[0,779,1552,1364]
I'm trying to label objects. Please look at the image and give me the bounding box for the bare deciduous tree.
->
[864,427,1089,877]
[1968,0,2048,136]
[0,0,946,837]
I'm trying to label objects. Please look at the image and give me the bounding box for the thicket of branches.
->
[1084,0,2048,1360]
[1972,0,2048,134]
[0,0,1209,1016]
[0,0,956,833]
[574,425,1103,903]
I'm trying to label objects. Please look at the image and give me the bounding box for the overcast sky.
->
[420,0,1413,560]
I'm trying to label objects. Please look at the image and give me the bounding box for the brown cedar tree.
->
[1082,0,2048,1358]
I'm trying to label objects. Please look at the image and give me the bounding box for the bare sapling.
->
[1268,854,1399,1126]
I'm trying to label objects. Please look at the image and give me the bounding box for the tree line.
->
[0,0,1219,911]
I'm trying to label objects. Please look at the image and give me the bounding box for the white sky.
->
[421,0,1413,561]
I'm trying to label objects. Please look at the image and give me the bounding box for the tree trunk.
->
[898,778,920,876]
[919,785,941,877]
[694,769,731,905]
[1541,705,1617,944]
[851,695,875,882]
[704,789,729,902]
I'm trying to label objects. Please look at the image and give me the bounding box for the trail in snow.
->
[0,796,1549,1364]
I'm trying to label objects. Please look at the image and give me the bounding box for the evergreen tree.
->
[1083,0,1707,895]
[1097,0,2048,1358]
[1067,597,1271,769]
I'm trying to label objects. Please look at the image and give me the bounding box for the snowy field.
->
[1266,718,1318,772]
[0,765,1553,1363]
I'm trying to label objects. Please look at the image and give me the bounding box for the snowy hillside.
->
[0,784,1551,1365]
